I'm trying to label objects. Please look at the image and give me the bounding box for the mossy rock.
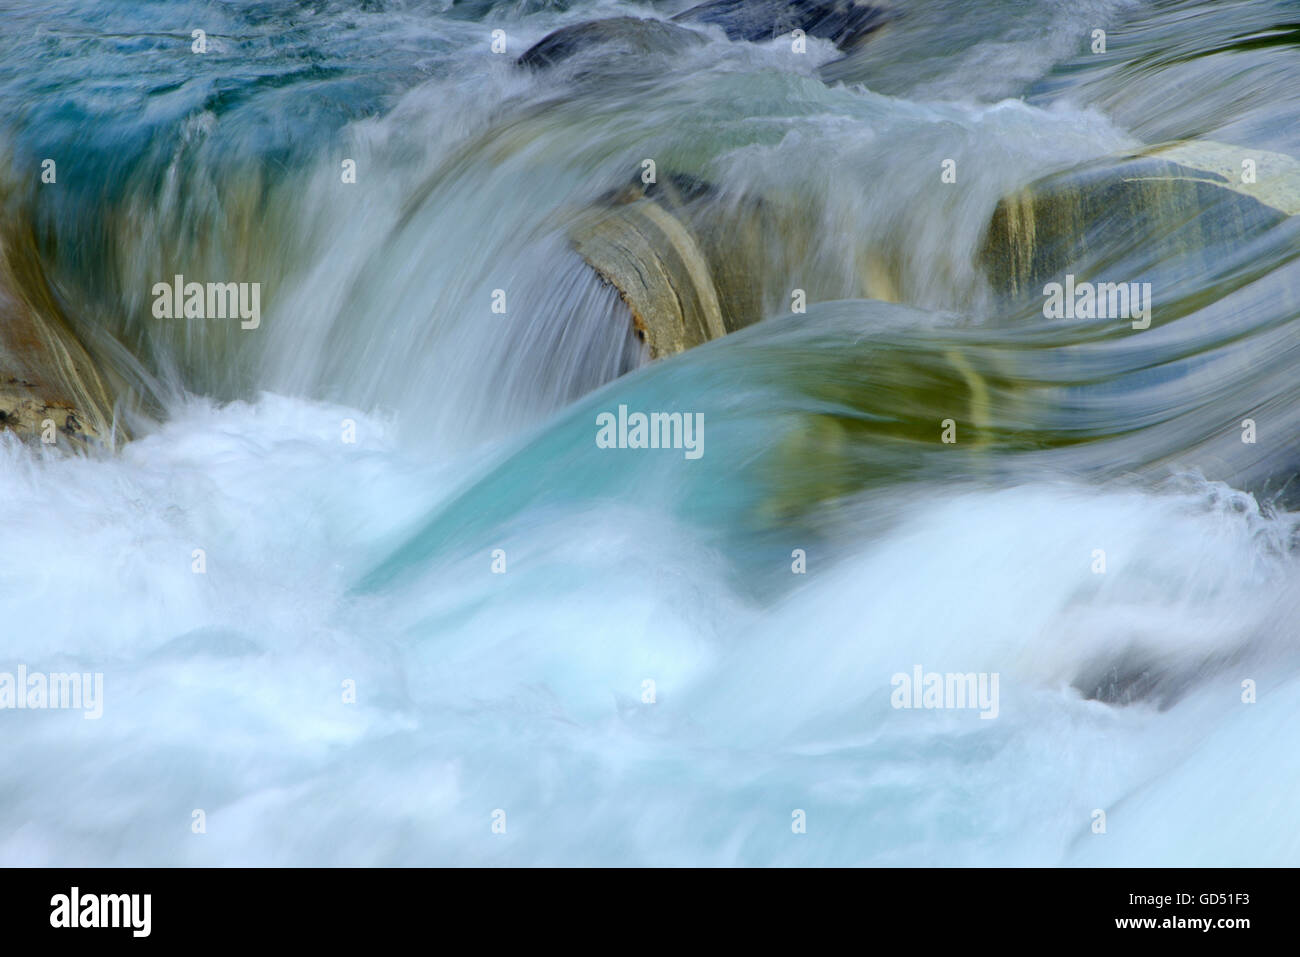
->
[980,140,1300,302]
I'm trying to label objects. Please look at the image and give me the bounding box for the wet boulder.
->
[517,16,707,71]
[445,0,577,21]
[671,0,892,50]
[980,140,1300,301]
[977,139,1300,508]
[568,172,828,359]
[568,168,899,360]
[569,176,730,359]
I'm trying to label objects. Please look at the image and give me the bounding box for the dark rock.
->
[672,0,892,50]
[517,16,707,71]
[446,0,576,22]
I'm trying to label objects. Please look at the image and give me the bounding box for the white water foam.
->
[1,395,1295,865]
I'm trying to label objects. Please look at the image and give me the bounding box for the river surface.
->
[0,0,1297,865]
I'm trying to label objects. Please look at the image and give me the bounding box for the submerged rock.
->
[975,139,1300,507]
[574,139,1300,365]
[517,17,707,71]
[672,0,892,50]
[568,166,904,360]
[568,172,828,358]
[980,140,1300,301]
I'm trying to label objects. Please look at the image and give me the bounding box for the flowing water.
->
[1,0,1298,865]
